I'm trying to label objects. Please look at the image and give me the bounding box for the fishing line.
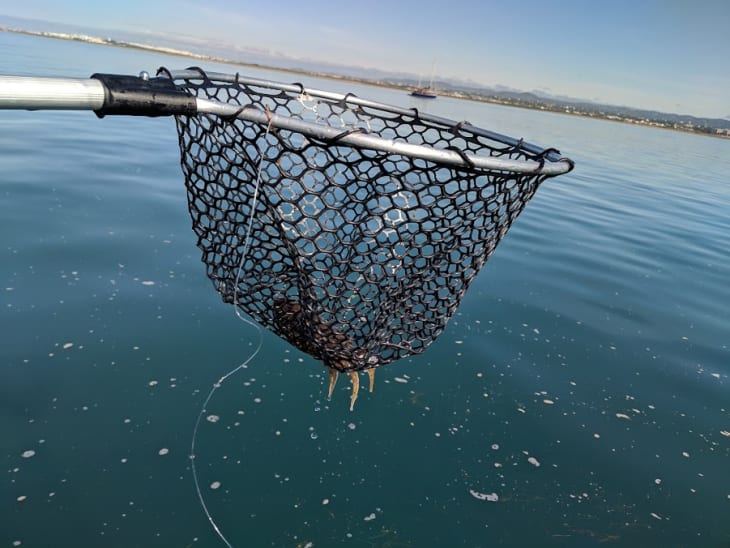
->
[189,117,273,548]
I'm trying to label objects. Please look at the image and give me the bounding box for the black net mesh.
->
[170,69,570,374]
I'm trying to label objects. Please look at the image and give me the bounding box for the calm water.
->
[2,32,730,547]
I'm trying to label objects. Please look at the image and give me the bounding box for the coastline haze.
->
[1,1,729,120]
[1,15,729,138]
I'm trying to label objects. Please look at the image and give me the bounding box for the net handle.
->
[0,73,197,116]
[0,75,106,110]
[0,73,574,175]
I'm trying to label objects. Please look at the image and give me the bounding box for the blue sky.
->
[3,0,729,118]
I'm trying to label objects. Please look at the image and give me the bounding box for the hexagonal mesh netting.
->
[169,68,573,375]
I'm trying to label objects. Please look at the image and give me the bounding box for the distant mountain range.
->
[2,14,729,135]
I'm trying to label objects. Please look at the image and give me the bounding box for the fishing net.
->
[165,67,572,391]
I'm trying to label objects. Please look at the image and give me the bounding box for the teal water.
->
[2,32,730,547]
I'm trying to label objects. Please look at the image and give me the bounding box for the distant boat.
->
[410,62,437,98]
[410,87,437,99]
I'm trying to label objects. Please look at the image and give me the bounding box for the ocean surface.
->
[2,32,730,547]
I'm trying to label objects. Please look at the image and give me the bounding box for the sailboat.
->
[410,62,437,99]
[410,86,437,99]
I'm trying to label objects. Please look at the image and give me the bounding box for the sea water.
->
[2,31,730,547]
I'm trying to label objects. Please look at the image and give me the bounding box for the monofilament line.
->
[189,116,273,548]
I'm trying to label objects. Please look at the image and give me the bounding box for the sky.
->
[2,0,729,118]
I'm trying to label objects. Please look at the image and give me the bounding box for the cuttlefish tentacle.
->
[327,366,374,410]
[366,368,375,393]
[348,371,359,412]
[327,369,338,399]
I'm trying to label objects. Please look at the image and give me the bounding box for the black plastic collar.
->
[91,73,197,117]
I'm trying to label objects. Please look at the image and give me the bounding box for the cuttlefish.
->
[273,298,375,410]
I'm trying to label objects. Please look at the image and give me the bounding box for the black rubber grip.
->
[91,73,197,117]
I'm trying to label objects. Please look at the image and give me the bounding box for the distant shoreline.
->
[3,27,729,141]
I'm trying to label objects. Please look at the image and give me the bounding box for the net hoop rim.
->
[160,68,575,177]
